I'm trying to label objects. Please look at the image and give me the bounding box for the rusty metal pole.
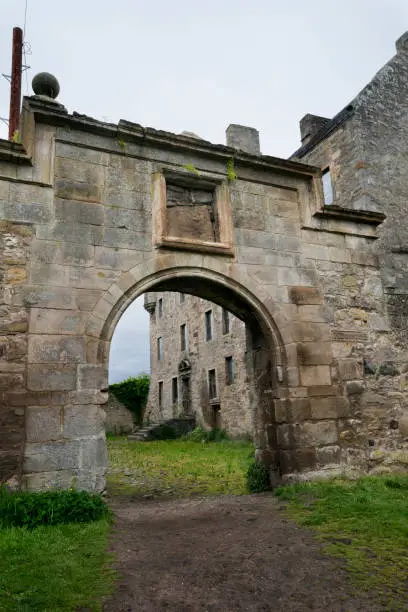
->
[8,27,23,141]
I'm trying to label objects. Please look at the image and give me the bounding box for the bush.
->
[186,427,229,443]
[109,373,150,425]
[246,460,271,493]
[0,486,111,529]
[152,424,178,440]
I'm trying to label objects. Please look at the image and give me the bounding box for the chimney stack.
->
[226,124,260,155]
[299,114,330,146]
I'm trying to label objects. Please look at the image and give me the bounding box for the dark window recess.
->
[208,369,217,399]
[205,310,213,341]
[180,323,187,351]
[158,298,163,318]
[322,168,333,205]
[212,404,221,429]
[225,356,235,385]
[157,337,163,361]
[222,309,230,334]
[158,381,163,408]
[172,377,178,405]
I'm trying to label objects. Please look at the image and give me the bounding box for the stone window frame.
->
[180,293,186,304]
[152,168,235,256]
[225,356,235,385]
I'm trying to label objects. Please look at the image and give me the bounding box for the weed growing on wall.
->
[226,158,237,181]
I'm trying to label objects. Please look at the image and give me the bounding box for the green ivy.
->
[109,374,150,425]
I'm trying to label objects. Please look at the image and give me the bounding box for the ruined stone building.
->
[143,291,250,436]
[1,32,408,491]
[143,31,408,449]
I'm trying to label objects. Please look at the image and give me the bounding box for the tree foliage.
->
[109,374,150,425]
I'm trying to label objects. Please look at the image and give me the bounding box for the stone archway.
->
[94,261,292,490]
[2,93,373,492]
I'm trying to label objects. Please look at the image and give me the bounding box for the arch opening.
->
[102,268,286,485]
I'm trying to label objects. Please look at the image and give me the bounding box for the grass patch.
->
[276,475,408,608]
[0,487,110,529]
[0,519,115,611]
[107,437,253,497]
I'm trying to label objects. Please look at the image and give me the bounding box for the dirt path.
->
[103,494,382,612]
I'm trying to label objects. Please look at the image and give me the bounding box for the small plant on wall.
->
[227,158,237,181]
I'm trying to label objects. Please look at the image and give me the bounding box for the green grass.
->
[0,519,115,611]
[107,437,253,497]
[276,475,408,608]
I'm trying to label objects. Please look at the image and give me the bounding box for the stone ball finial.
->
[32,72,60,99]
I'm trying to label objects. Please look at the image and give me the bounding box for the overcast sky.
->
[1,1,407,382]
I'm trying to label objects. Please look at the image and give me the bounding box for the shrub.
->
[152,424,178,440]
[186,427,229,443]
[0,486,111,529]
[109,373,150,425]
[246,460,271,493]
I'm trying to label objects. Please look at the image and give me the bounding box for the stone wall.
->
[291,33,408,472]
[144,292,252,437]
[104,393,134,435]
[0,48,407,491]
[0,216,34,484]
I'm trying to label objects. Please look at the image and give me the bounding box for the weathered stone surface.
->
[2,42,408,490]
[300,365,331,386]
[29,308,88,335]
[13,286,76,309]
[27,365,76,391]
[55,179,102,202]
[289,286,323,305]
[104,393,134,434]
[78,365,108,390]
[26,406,62,442]
[28,336,85,363]
[24,434,106,473]
[337,358,363,380]
[277,420,338,449]
[310,396,350,420]
[297,342,332,365]
[55,199,104,226]
[63,405,105,438]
